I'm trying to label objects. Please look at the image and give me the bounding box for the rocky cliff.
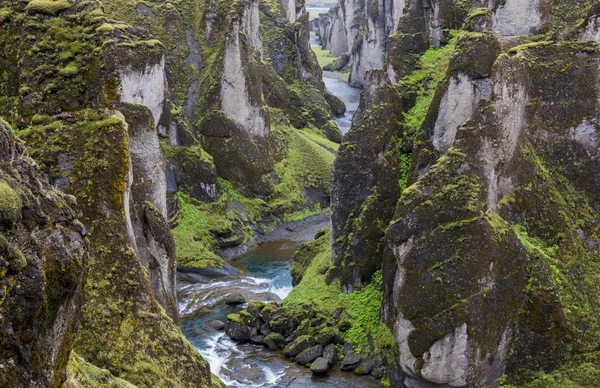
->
[315,0,406,86]
[328,0,600,386]
[0,1,219,386]
[0,118,85,387]
[99,0,342,266]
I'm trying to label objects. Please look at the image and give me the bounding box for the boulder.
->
[264,332,287,350]
[250,335,265,344]
[204,320,225,331]
[340,349,361,371]
[315,327,336,346]
[323,344,338,366]
[225,314,257,341]
[259,322,272,336]
[295,345,323,365]
[310,357,329,374]
[354,358,380,375]
[222,293,246,305]
[283,335,316,358]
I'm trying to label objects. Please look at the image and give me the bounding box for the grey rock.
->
[354,358,380,375]
[260,322,272,336]
[222,293,246,305]
[250,335,265,344]
[340,349,361,371]
[295,345,323,365]
[264,332,287,349]
[323,343,338,366]
[204,320,225,330]
[310,357,329,374]
[225,321,256,341]
[283,335,315,358]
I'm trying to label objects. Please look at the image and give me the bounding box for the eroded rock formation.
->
[330,0,600,386]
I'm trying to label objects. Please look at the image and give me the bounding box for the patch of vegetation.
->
[401,31,458,134]
[284,231,396,361]
[26,0,71,16]
[171,193,226,269]
[64,352,137,388]
[301,127,340,151]
[311,44,338,69]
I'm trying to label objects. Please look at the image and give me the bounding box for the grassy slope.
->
[284,231,397,386]
[173,110,336,263]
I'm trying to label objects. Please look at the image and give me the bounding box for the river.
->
[177,33,373,387]
[178,222,382,387]
[310,34,361,134]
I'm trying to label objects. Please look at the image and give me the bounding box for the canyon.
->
[1,0,600,387]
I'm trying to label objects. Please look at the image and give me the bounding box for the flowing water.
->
[309,35,362,134]
[178,222,382,387]
[322,72,361,134]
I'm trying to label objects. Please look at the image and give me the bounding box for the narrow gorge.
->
[1,0,600,387]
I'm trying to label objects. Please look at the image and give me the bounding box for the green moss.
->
[64,352,137,388]
[401,31,458,134]
[227,313,243,324]
[58,62,79,76]
[301,127,340,151]
[171,192,226,269]
[270,121,336,213]
[26,0,71,16]
[0,234,27,273]
[0,179,22,225]
[311,44,338,69]
[285,230,392,359]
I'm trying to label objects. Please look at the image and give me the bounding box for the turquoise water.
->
[178,223,382,387]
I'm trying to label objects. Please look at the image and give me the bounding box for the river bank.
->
[178,221,383,387]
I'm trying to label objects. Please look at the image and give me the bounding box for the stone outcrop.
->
[0,1,218,386]
[330,0,600,386]
[0,119,85,388]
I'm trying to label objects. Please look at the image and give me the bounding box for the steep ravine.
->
[177,38,378,385]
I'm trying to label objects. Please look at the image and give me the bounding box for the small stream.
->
[310,35,361,134]
[178,222,382,387]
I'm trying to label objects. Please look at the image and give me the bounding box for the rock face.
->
[318,0,405,86]
[0,1,217,386]
[98,0,340,262]
[0,120,85,387]
[331,0,600,386]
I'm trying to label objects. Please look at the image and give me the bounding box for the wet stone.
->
[340,349,362,371]
[310,357,329,374]
[204,320,225,330]
[323,343,338,366]
[222,293,246,305]
[260,322,272,336]
[283,335,315,358]
[295,345,323,365]
[354,358,379,375]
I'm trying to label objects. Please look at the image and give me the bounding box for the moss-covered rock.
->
[0,1,220,386]
[0,179,21,226]
[0,118,84,388]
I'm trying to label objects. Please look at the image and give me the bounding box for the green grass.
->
[270,119,336,214]
[301,127,340,151]
[171,193,226,269]
[311,44,337,69]
[284,232,395,358]
[402,31,458,133]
